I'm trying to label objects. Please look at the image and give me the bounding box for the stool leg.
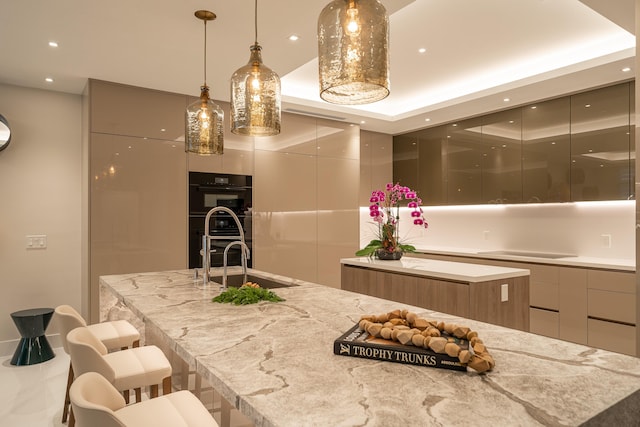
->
[123,389,130,404]
[69,406,75,427]
[135,387,142,402]
[163,376,172,395]
[62,362,73,422]
[150,384,158,398]
[133,339,140,348]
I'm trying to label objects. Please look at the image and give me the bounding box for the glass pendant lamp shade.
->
[231,43,281,136]
[185,10,224,155]
[186,85,224,155]
[318,0,390,105]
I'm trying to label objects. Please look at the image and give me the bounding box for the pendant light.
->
[230,0,281,136]
[317,0,390,105]
[186,10,224,155]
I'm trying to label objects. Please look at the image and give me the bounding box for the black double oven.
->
[188,172,252,269]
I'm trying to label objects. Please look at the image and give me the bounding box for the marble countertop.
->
[341,257,530,282]
[101,268,640,427]
[413,246,635,271]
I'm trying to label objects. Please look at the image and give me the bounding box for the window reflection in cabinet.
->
[570,83,633,201]
[522,97,571,203]
[446,118,483,205]
[481,111,523,204]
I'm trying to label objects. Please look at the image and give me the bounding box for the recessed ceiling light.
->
[585,104,591,108]
[551,142,556,145]
[288,34,299,41]
[418,48,426,54]
[48,41,58,47]
[452,123,457,127]
[45,77,53,83]
[160,128,166,132]
[622,67,632,72]
[509,120,514,124]
[360,120,366,124]
[503,97,510,102]
[531,106,537,109]
[424,118,431,122]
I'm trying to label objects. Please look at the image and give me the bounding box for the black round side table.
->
[10,307,55,366]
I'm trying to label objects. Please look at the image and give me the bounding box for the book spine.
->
[334,340,467,372]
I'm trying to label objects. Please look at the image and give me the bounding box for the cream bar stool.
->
[66,326,173,426]
[55,305,141,423]
[70,372,218,427]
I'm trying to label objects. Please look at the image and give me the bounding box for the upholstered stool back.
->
[70,372,127,427]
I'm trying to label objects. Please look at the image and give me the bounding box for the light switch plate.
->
[501,283,508,302]
[26,234,47,249]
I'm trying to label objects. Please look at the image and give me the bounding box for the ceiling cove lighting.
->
[317,0,389,105]
[185,10,224,155]
[230,0,281,136]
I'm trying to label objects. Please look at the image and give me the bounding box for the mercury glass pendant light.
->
[186,10,224,155]
[317,0,390,105]
[230,0,281,136]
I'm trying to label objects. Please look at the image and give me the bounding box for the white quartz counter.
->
[414,246,635,271]
[101,268,640,427]
[341,256,530,282]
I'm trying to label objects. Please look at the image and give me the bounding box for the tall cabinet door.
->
[89,80,188,322]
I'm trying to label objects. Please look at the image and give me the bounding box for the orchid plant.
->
[356,183,429,257]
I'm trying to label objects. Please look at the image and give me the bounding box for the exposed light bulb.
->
[346,6,360,36]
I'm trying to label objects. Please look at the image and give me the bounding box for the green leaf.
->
[398,244,416,253]
[212,286,285,305]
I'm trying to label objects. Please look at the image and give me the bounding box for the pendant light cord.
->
[203,19,208,86]
[254,0,258,44]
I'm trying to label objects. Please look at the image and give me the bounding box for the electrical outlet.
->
[483,230,490,240]
[500,284,508,302]
[600,234,612,248]
[26,234,47,249]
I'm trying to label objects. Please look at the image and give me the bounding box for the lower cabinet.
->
[341,264,529,331]
[408,252,637,356]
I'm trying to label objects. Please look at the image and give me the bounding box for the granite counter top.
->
[101,268,640,427]
[341,257,530,282]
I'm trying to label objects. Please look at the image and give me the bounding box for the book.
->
[333,324,469,372]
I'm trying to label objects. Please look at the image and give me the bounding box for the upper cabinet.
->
[395,81,635,205]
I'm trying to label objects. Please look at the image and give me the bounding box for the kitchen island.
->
[341,257,530,331]
[100,268,640,427]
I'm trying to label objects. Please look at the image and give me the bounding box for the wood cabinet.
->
[341,264,529,331]
[408,252,637,356]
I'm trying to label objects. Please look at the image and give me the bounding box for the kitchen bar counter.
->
[101,268,640,426]
[340,256,530,282]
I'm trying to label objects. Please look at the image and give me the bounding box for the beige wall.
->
[0,83,83,345]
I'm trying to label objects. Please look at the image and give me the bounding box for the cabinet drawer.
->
[587,318,636,356]
[529,308,559,338]
[588,289,636,325]
[530,281,559,310]
[587,270,635,293]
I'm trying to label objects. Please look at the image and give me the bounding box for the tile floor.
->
[0,348,69,427]
[0,347,252,427]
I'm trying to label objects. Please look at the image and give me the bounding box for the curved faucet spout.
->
[222,240,250,289]
[201,206,246,286]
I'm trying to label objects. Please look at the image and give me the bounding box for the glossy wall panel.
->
[253,149,318,282]
[396,81,635,205]
[90,133,187,278]
[253,112,360,287]
[522,97,571,203]
[317,156,360,286]
[90,80,186,142]
[360,130,393,206]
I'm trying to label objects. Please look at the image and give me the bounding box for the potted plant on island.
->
[356,183,429,260]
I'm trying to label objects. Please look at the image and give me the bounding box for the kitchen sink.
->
[208,274,296,289]
[479,250,575,259]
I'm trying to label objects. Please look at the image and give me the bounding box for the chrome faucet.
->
[201,206,247,286]
[222,241,250,289]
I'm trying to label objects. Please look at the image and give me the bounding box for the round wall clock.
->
[0,114,11,152]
